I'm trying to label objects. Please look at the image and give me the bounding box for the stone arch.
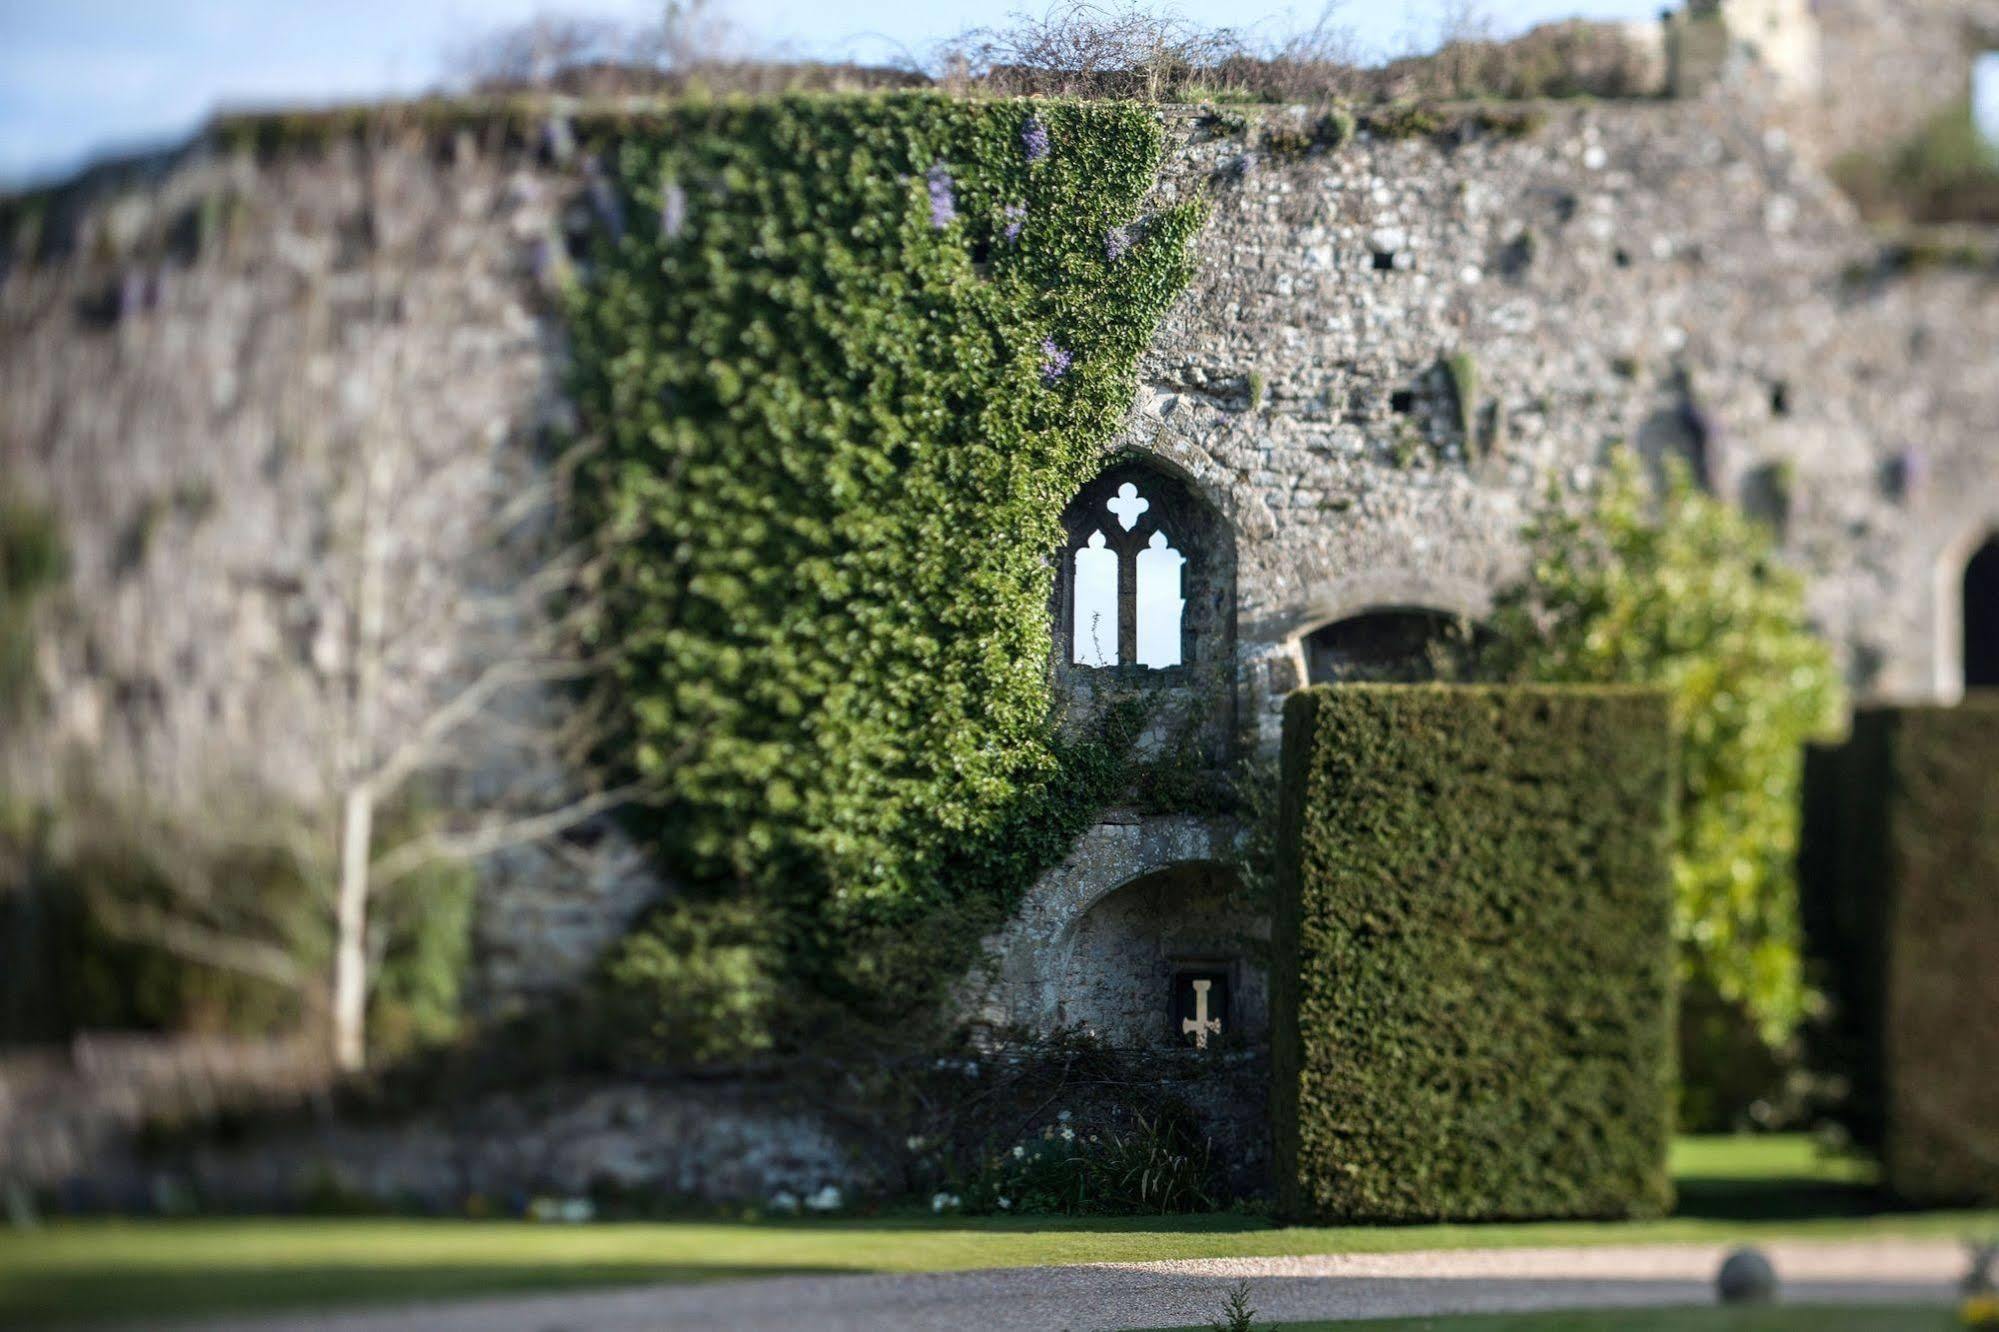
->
[970,814,1243,1035]
[1933,518,1999,699]
[1301,607,1488,685]
[1052,859,1265,1049]
[1120,433,1279,544]
[1273,571,1495,694]
[1964,533,1999,690]
[1289,570,1493,635]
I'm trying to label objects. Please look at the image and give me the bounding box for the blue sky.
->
[0,0,1667,189]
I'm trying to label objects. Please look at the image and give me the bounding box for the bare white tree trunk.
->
[332,780,375,1071]
[67,124,637,1072]
[331,389,391,1072]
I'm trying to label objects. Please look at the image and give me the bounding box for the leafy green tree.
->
[1482,450,1845,1043]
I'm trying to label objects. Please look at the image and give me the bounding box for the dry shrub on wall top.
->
[927,1,1652,104]
[924,2,1366,102]
[567,96,1202,1052]
[465,0,1649,109]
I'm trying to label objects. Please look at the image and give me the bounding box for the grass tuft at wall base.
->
[1272,685,1677,1224]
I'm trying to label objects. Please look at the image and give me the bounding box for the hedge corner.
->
[1812,695,1999,1207]
[1272,684,1677,1224]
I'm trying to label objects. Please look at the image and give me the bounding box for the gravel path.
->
[193,1238,1968,1332]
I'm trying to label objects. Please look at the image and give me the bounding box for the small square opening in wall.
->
[1770,381,1792,417]
[1171,969,1230,1049]
[1390,389,1417,414]
[1372,250,1397,272]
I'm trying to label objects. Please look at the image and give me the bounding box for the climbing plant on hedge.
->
[565,95,1203,1043]
[1481,451,1845,1048]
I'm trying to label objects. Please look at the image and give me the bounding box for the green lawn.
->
[1149,1309,1959,1332]
[1,1136,1992,1327]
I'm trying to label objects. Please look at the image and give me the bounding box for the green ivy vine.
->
[565,94,1204,1050]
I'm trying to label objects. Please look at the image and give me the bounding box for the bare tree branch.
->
[86,893,309,992]
[368,782,646,887]
[366,656,600,797]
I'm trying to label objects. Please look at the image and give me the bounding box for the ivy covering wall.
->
[565,95,1203,1041]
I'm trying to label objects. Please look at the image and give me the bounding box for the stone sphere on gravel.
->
[1716,1247,1779,1304]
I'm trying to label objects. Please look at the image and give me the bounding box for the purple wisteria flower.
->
[1105,224,1132,263]
[1021,115,1050,164]
[926,163,958,229]
[1002,204,1027,243]
[1040,338,1073,386]
[660,178,688,240]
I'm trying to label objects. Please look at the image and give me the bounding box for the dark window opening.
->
[1171,969,1231,1049]
[1966,536,1999,689]
[1372,250,1396,271]
[1614,247,1633,268]
[1389,389,1416,414]
[1303,608,1482,685]
[1770,382,1792,417]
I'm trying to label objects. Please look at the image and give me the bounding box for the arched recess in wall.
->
[1965,534,1999,689]
[1301,607,1485,686]
[1053,860,1265,1050]
[1053,457,1237,751]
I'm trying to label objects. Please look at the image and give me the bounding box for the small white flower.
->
[931,1191,962,1213]
[1012,1144,1025,1159]
[1060,1127,1075,1142]
[997,1196,1012,1210]
[805,1185,843,1212]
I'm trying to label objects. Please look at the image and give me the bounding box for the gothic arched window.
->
[1058,462,1216,673]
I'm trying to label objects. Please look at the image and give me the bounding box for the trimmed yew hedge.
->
[1806,696,1999,1206]
[1272,685,1677,1223]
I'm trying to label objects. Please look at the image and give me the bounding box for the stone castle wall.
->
[0,135,658,1011]
[1807,0,1999,161]
[5,87,1998,1031]
[996,96,1999,1059]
